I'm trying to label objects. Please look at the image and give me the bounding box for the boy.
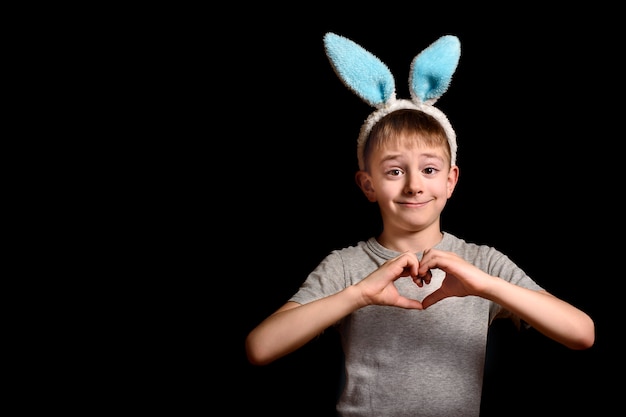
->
[245,32,594,417]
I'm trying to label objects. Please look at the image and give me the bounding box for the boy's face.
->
[357,140,458,233]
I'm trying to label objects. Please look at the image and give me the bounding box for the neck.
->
[377,229,444,253]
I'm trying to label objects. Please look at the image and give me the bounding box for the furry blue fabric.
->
[324,32,395,107]
[410,35,460,104]
[323,32,461,170]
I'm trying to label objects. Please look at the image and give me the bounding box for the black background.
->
[202,10,621,417]
[31,7,623,416]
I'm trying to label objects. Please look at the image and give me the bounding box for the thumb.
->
[421,289,447,309]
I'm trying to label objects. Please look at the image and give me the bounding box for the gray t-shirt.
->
[289,232,544,417]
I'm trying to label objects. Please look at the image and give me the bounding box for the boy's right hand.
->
[355,251,425,310]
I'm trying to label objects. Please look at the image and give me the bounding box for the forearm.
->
[246,285,364,365]
[481,276,595,350]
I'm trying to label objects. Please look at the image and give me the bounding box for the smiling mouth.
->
[399,201,428,207]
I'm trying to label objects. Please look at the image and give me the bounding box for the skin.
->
[246,138,595,366]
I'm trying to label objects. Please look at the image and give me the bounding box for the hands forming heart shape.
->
[356,249,490,310]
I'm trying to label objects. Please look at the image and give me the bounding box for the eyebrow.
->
[379,151,443,163]
[379,153,403,163]
[419,152,444,161]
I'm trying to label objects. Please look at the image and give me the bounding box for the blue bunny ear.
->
[409,35,461,104]
[323,32,462,170]
[323,32,395,107]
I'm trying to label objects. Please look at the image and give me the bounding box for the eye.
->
[387,168,403,176]
[423,167,439,175]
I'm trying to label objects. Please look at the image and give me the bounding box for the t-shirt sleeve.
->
[289,251,348,305]
[481,246,545,327]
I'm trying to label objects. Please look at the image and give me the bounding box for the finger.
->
[395,296,424,310]
[418,249,433,276]
[417,254,437,278]
[396,251,420,276]
[421,289,446,309]
[413,269,431,287]
[420,269,432,285]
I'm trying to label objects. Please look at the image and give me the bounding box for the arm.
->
[246,251,425,365]
[246,287,362,366]
[418,249,595,350]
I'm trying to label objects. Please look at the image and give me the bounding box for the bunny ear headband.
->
[323,32,461,170]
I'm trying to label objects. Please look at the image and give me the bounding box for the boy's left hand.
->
[418,248,491,309]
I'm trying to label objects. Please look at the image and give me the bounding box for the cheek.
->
[431,180,452,197]
[377,181,402,196]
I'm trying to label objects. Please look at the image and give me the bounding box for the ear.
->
[355,171,377,202]
[447,165,460,198]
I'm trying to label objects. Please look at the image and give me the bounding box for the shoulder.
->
[440,233,541,289]
[313,238,388,282]
[439,232,498,255]
[439,232,511,267]
[324,239,377,266]
[330,237,398,263]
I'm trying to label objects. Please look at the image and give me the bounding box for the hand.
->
[418,249,490,309]
[355,251,424,310]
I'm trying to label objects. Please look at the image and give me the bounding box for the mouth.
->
[399,200,428,208]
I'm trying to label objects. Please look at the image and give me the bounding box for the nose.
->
[404,172,423,196]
